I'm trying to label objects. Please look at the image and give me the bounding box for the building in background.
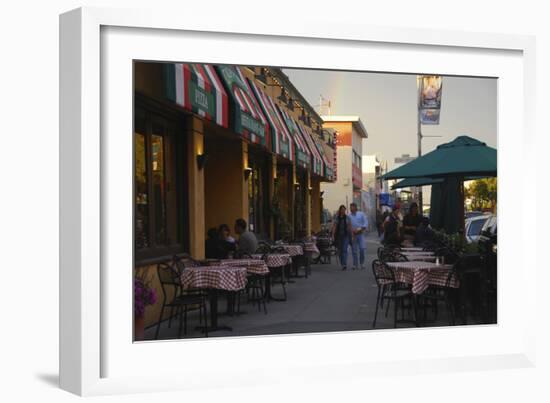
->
[361,155,381,231]
[320,116,368,216]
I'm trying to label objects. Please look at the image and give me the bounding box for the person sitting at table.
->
[402,202,422,241]
[234,218,258,255]
[415,216,435,247]
[218,223,237,258]
[205,227,223,259]
[383,207,402,246]
[219,223,236,244]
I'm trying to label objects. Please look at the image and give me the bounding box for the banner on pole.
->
[420,108,441,125]
[420,76,443,109]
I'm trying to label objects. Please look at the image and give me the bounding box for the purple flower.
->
[134,277,156,318]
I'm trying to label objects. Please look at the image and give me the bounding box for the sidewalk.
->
[145,233,454,340]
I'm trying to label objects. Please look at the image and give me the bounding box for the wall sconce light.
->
[299,109,306,123]
[308,186,313,192]
[196,153,208,170]
[278,90,288,104]
[287,98,294,111]
[254,68,268,84]
[244,167,253,180]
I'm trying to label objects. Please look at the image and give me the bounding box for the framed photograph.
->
[60,7,536,396]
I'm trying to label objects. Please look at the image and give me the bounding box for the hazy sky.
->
[283,68,497,172]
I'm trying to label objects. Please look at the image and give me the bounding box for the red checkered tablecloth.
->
[386,261,459,294]
[403,254,437,262]
[278,244,303,257]
[217,259,269,275]
[302,241,320,255]
[399,247,425,252]
[251,253,292,268]
[180,266,247,291]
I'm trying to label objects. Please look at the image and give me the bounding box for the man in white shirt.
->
[349,203,369,270]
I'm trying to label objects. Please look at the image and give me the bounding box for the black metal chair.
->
[263,250,287,301]
[255,242,272,255]
[371,259,415,328]
[315,237,335,264]
[155,262,208,339]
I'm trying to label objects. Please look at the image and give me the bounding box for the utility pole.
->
[416,77,423,211]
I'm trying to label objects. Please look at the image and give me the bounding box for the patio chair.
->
[316,237,336,264]
[255,242,272,255]
[371,259,415,328]
[262,251,287,301]
[155,262,208,339]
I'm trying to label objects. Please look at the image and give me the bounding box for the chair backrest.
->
[271,246,286,254]
[256,242,272,254]
[390,252,409,262]
[172,253,200,274]
[371,259,396,286]
[157,262,181,299]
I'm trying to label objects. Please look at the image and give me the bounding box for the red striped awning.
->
[278,107,311,170]
[297,123,324,177]
[164,63,229,128]
[248,79,294,162]
[215,65,271,149]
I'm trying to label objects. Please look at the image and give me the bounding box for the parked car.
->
[465,210,484,219]
[465,214,492,243]
[478,214,497,253]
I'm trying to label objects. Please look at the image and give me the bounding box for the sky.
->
[283,68,497,172]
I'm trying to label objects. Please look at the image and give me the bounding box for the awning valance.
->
[278,107,311,170]
[164,63,229,128]
[215,65,271,149]
[316,141,334,181]
[248,79,293,162]
[297,123,324,177]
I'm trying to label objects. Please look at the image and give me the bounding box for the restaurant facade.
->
[134,62,335,327]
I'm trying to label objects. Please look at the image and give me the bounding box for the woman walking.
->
[331,205,353,271]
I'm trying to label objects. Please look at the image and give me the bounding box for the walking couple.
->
[331,203,368,271]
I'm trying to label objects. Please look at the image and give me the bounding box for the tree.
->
[465,178,497,212]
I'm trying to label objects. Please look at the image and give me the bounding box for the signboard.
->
[394,154,416,164]
[216,65,268,145]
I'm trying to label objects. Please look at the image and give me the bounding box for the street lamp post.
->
[416,77,423,211]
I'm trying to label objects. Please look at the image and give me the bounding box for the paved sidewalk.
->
[144,233,458,340]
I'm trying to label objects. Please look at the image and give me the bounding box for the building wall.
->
[321,121,354,215]
[321,150,353,214]
[311,177,321,233]
[204,136,248,234]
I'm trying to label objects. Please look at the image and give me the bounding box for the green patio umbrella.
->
[382,136,496,234]
[391,177,443,190]
[391,175,484,189]
[382,136,497,180]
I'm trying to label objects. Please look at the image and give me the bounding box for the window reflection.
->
[135,129,149,249]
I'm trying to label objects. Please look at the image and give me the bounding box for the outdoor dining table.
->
[277,244,303,257]
[402,254,437,262]
[399,247,425,252]
[385,261,457,295]
[386,261,459,326]
[180,265,247,332]
[251,253,292,301]
[211,258,270,275]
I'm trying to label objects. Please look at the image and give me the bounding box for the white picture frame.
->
[60,6,537,396]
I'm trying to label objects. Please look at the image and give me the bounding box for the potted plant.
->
[134,270,157,341]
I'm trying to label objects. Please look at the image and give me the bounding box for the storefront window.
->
[135,122,149,249]
[248,154,270,238]
[134,107,186,261]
